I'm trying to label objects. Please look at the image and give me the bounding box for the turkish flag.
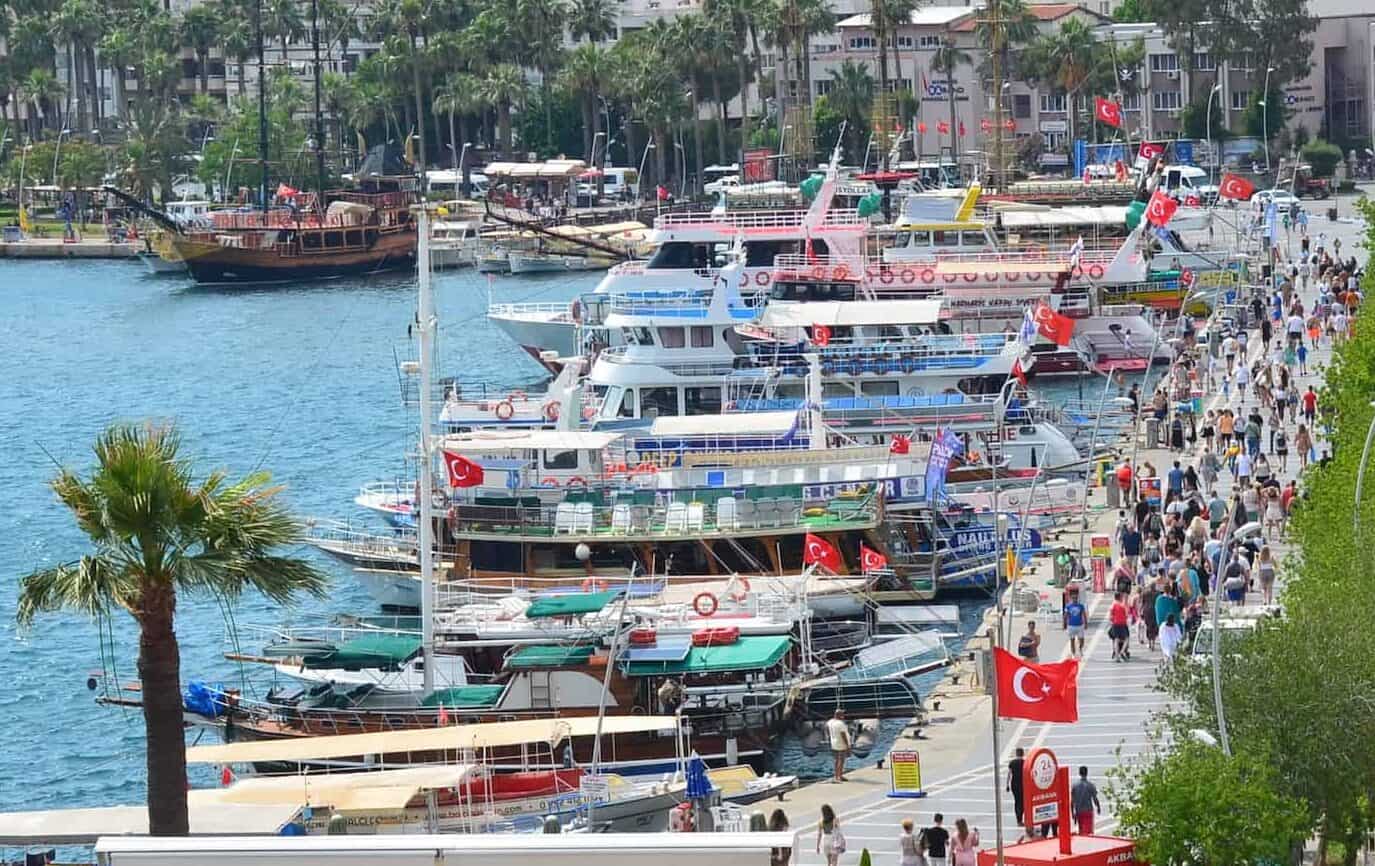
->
[938,120,950,135]
[1138,141,1165,161]
[1011,357,1028,387]
[958,120,966,137]
[980,118,992,132]
[803,533,842,572]
[1218,173,1256,201]
[890,434,911,455]
[994,647,1080,723]
[812,324,832,347]
[1145,188,1180,227]
[1093,97,1122,128]
[1033,301,1074,347]
[860,544,888,572]
[918,121,928,134]
[441,450,485,488]
[1004,118,1016,131]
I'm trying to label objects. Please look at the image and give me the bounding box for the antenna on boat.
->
[253,0,269,210]
[416,206,437,697]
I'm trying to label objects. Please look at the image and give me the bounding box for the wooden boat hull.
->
[172,228,416,285]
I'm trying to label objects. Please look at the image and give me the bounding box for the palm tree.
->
[870,0,915,170]
[568,0,618,43]
[20,68,62,136]
[212,0,254,100]
[319,0,361,71]
[561,43,608,168]
[827,59,872,162]
[703,0,756,167]
[669,15,710,194]
[264,0,305,64]
[1034,18,1096,147]
[99,28,136,124]
[17,424,327,836]
[481,63,526,155]
[180,4,221,95]
[433,73,481,190]
[515,0,569,153]
[931,34,970,161]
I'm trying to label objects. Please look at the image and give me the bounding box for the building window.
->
[885,78,912,92]
[895,35,914,49]
[1152,90,1184,112]
[918,34,942,49]
[816,79,834,96]
[1192,52,1215,71]
[1013,94,1031,118]
[1149,53,1179,73]
[1043,131,1067,150]
[848,36,876,50]
[1039,93,1067,113]
[1231,89,1251,111]
[1121,92,1141,112]
[1234,52,1255,71]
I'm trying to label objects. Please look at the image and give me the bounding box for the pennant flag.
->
[938,120,950,135]
[1218,173,1255,201]
[1033,300,1075,346]
[1019,307,1038,345]
[1138,141,1165,161]
[917,121,928,134]
[1003,118,1016,131]
[438,703,450,726]
[994,647,1080,722]
[220,765,235,787]
[275,182,301,198]
[1082,167,1093,185]
[1145,188,1180,227]
[890,434,911,455]
[958,120,966,137]
[803,533,842,572]
[17,203,29,234]
[812,324,832,347]
[980,118,993,132]
[1011,357,1028,387]
[441,450,485,488]
[860,544,888,573]
[1093,97,1122,128]
[1114,159,1127,181]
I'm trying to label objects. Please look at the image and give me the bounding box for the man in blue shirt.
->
[1064,589,1088,657]
[1167,461,1185,502]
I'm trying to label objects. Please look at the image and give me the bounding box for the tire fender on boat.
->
[495,400,515,420]
[692,592,719,617]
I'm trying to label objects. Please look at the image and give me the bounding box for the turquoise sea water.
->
[0,260,591,812]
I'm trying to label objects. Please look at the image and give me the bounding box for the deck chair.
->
[573,501,595,534]
[686,502,706,532]
[554,501,575,535]
[611,503,632,534]
[716,496,738,531]
[736,498,756,530]
[630,505,652,533]
[664,501,689,533]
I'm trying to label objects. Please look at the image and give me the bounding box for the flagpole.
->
[989,621,1008,866]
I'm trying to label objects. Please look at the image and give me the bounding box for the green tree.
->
[1111,0,1149,21]
[930,37,970,160]
[17,424,328,836]
[1029,19,1095,146]
[180,4,221,94]
[827,59,873,163]
[561,43,609,165]
[1300,140,1342,178]
[1180,93,1226,142]
[568,0,618,42]
[1242,81,1288,143]
[1112,741,1311,866]
[264,0,305,64]
[215,0,255,99]
[481,63,526,155]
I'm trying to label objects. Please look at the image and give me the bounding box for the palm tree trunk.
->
[237,59,247,100]
[735,26,750,164]
[947,58,958,162]
[691,86,705,196]
[499,104,512,155]
[876,19,890,171]
[138,584,189,836]
[87,44,101,126]
[582,95,594,164]
[448,108,458,194]
[200,51,210,94]
[654,127,666,192]
[712,74,727,164]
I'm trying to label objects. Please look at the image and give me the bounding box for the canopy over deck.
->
[439,430,623,453]
[0,802,299,846]
[757,299,943,328]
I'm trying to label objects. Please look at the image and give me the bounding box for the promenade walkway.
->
[785,197,1367,864]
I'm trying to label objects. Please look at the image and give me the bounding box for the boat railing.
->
[929,249,1113,266]
[486,300,576,320]
[654,208,868,231]
[771,254,867,282]
[331,189,414,210]
[748,333,1015,363]
[595,346,739,377]
[729,391,1003,422]
[306,518,421,553]
[605,288,768,320]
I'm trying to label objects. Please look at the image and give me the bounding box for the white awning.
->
[757,299,944,328]
[996,206,1129,228]
[186,715,680,765]
[192,765,478,812]
[649,411,799,438]
[0,802,300,845]
[439,430,624,453]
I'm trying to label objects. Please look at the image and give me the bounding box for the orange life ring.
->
[635,462,659,474]
[543,401,561,422]
[984,272,998,282]
[1006,272,1020,282]
[879,270,895,285]
[565,476,588,488]
[963,273,978,283]
[754,271,770,286]
[811,265,827,281]
[1089,263,1105,279]
[943,273,958,283]
[727,577,751,602]
[1026,271,1041,281]
[540,477,561,487]
[864,264,880,280]
[920,268,935,284]
[833,264,851,280]
[495,400,515,420]
[692,592,719,617]
[900,268,916,284]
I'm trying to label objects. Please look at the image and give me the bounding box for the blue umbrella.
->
[685,752,715,799]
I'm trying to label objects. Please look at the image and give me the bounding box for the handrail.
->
[655,208,867,230]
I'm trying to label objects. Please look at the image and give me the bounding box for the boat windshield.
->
[646,241,729,270]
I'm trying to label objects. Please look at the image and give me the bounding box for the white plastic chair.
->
[554,502,575,535]
[716,496,738,531]
[686,502,706,532]
[736,499,756,530]
[665,501,688,533]
[611,503,632,534]
[573,501,595,534]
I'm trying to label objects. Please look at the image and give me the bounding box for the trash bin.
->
[1105,479,1121,509]
[1145,417,1161,448]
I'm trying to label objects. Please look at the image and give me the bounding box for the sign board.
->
[580,774,611,804]
[1022,747,1072,853]
[925,427,964,503]
[1038,120,1067,134]
[743,149,775,183]
[1137,476,1162,508]
[887,750,926,798]
[1090,536,1111,558]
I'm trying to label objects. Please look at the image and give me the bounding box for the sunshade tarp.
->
[300,633,421,669]
[624,635,793,676]
[419,684,506,708]
[0,802,299,845]
[194,766,476,812]
[505,644,597,669]
[187,715,681,765]
[525,590,622,619]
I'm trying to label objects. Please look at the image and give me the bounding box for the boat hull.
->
[173,230,416,285]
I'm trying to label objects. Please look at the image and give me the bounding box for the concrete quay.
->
[0,239,139,259]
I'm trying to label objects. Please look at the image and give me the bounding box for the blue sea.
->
[0,260,591,813]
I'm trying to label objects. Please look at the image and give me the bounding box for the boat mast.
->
[417,206,437,696]
[254,0,269,209]
[310,0,327,200]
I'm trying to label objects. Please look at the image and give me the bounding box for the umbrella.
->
[685,752,715,799]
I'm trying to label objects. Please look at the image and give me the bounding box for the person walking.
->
[1274,426,1289,472]
[1159,613,1184,660]
[900,818,925,866]
[921,814,950,866]
[1064,593,1087,658]
[816,805,843,866]
[769,810,792,866]
[1264,489,1286,541]
[1109,592,1131,662]
[1302,386,1318,425]
[1071,767,1102,835]
[951,820,980,866]
[1295,423,1314,469]
[1256,545,1278,604]
[826,710,850,783]
[1017,621,1042,662]
[1007,748,1026,825]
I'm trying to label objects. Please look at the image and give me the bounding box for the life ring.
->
[581,405,597,421]
[608,462,628,474]
[692,592,719,617]
[495,400,515,420]
[833,264,851,280]
[565,476,588,488]
[943,273,958,284]
[1026,271,1041,281]
[1088,263,1105,280]
[984,272,998,282]
[963,273,978,283]
[920,268,935,284]
[900,268,916,284]
[543,401,561,422]
[582,577,609,592]
[864,264,880,280]
[811,265,827,281]
[540,477,561,487]
[727,577,751,603]
[1006,271,1020,282]
[879,270,895,285]
[754,271,770,286]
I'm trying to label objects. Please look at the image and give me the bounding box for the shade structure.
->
[525,590,623,619]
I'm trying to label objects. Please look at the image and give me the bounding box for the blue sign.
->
[1173,140,1195,166]
[949,526,1044,556]
[925,428,964,503]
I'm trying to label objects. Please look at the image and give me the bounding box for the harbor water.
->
[1,259,1019,813]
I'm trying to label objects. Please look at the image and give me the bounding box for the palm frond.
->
[16,556,135,626]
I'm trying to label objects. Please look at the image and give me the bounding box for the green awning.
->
[419,684,506,708]
[524,590,623,619]
[505,644,598,670]
[300,633,422,670]
[624,635,793,676]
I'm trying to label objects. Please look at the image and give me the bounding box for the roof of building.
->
[950,2,1107,31]
[837,5,979,28]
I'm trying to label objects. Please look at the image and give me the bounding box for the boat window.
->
[776,383,805,399]
[905,230,931,248]
[617,388,636,418]
[632,327,653,345]
[647,241,704,269]
[932,231,959,247]
[658,327,686,348]
[324,231,343,248]
[822,382,855,398]
[542,449,579,470]
[690,326,713,348]
[744,240,799,267]
[959,231,989,248]
[302,232,322,250]
[861,381,900,396]
[684,386,722,414]
[640,387,680,418]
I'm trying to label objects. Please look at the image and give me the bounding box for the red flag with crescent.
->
[441,451,485,488]
[803,533,842,572]
[1138,141,1165,161]
[938,120,950,135]
[994,647,1080,722]
[958,120,966,137]
[860,544,888,573]
[1218,173,1255,201]
[890,434,911,455]
[918,121,928,134]
[812,324,832,347]
[1011,357,1028,387]
[1033,301,1074,347]
[1093,97,1122,128]
[1145,188,1180,227]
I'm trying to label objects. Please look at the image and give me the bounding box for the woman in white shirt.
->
[1159,613,1184,660]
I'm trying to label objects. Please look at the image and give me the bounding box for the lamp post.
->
[52,127,71,187]
[1261,65,1276,175]
[1206,84,1221,187]
[637,140,655,203]
[674,141,686,199]
[1353,400,1375,535]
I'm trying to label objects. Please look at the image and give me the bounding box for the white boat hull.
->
[508,252,611,274]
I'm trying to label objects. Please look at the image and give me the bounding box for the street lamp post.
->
[1261,66,1276,175]
[1206,84,1222,187]
[674,141,686,199]
[52,127,71,187]
[1352,401,1375,535]
[637,140,655,203]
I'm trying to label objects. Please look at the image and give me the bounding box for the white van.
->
[1161,165,1219,204]
[577,167,639,200]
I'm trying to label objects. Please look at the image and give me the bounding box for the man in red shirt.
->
[1302,386,1318,424]
[1281,480,1297,515]
[1109,592,1131,662]
[1116,459,1134,505]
